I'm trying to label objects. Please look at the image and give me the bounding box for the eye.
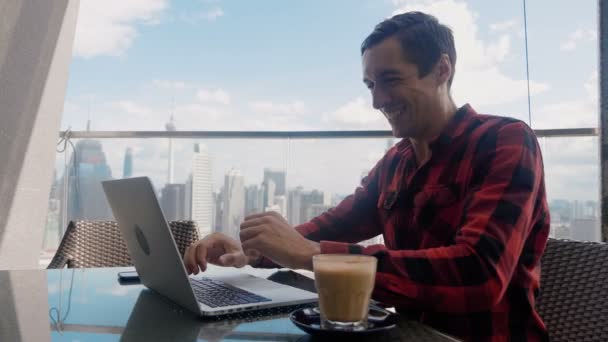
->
[385,78,401,86]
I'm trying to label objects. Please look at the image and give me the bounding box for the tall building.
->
[245,185,264,216]
[287,188,325,225]
[304,203,332,222]
[263,168,286,196]
[571,218,601,242]
[221,169,245,239]
[165,115,176,184]
[61,140,113,226]
[190,144,213,237]
[213,190,223,232]
[273,195,287,216]
[287,187,303,225]
[262,179,276,209]
[184,174,192,220]
[160,184,187,221]
[122,147,133,178]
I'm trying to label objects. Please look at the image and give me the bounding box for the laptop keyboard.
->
[190,277,272,308]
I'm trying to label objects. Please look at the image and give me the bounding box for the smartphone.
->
[117,271,140,284]
[267,270,316,293]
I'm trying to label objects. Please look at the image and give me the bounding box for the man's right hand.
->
[183,232,257,274]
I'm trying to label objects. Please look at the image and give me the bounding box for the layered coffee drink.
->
[313,254,377,330]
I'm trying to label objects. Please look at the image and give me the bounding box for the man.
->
[184,11,550,341]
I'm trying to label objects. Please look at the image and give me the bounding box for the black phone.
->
[117,271,140,285]
[267,270,317,293]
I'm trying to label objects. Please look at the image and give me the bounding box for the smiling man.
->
[184,11,550,342]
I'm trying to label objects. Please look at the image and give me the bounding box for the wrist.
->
[300,240,320,271]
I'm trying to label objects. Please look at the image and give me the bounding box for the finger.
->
[240,217,270,230]
[243,211,276,221]
[195,243,209,273]
[240,226,265,242]
[243,248,261,260]
[218,252,249,268]
[265,210,282,219]
[241,236,264,253]
[184,244,197,274]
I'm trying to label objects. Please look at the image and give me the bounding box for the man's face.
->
[362,37,444,138]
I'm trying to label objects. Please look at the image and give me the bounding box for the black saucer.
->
[289,306,397,339]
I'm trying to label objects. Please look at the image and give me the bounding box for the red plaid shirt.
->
[258,104,550,341]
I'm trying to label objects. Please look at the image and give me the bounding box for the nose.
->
[372,87,390,110]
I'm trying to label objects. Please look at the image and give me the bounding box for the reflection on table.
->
[0,266,461,341]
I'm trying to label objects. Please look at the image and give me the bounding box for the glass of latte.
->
[312,254,377,331]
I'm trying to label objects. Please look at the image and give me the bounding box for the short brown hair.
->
[361,12,457,88]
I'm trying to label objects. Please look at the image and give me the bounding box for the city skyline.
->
[57,0,599,204]
[44,135,603,253]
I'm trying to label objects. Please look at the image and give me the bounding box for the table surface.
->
[0,266,461,342]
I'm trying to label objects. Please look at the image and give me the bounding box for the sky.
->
[57,0,600,201]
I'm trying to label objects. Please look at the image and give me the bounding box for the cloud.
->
[180,7,225,24]
[391,0,550,106]
[323,97,386,129]
[560,28,597,51]
[541,136,598,201]
[196,88,231,105]
[533,71,598,128]
[249,100,306,115]
[200,7,224,21]
[152,80,190,90]
[490,19,517,32]
[73,0,168,58]
[114,100,154,118]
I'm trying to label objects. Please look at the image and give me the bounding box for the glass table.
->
[0,266,461,341]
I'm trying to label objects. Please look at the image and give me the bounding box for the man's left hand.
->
[240,211,320,270]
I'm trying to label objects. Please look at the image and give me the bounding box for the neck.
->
[409,99,458,165]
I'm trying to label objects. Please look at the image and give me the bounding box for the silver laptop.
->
[102,177,317,317]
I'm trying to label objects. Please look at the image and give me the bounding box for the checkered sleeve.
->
[320,122,546,312]
[253,155,387,269]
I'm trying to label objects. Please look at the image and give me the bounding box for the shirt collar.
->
[395,103,476,152]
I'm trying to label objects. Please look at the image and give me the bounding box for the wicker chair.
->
[536,238,608,341]
[47,220,200,269]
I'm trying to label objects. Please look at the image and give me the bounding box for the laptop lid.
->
[102,177,201,315]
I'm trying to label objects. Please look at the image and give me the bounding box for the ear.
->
[435,54,452,87]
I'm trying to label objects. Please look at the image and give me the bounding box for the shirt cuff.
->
[320,240,364,254]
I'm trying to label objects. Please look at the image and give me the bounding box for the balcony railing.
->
[59,128,599,139]
[41,128,602,268]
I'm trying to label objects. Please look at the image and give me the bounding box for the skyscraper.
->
[245,184,264,216]
[300,190,324,223]
[123,147,133,178]
[165,115,176,184]
[61,139,113,226]
[160,183,187,221]
[287,187,303,225]
[190,144,213,237]
[304,203,332,222]
[213,190,223,232]
[263,168,286,196]
[287,188,325,225]
[221,169,245,239]
[274,195,287,216]
[262,179,276,210]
